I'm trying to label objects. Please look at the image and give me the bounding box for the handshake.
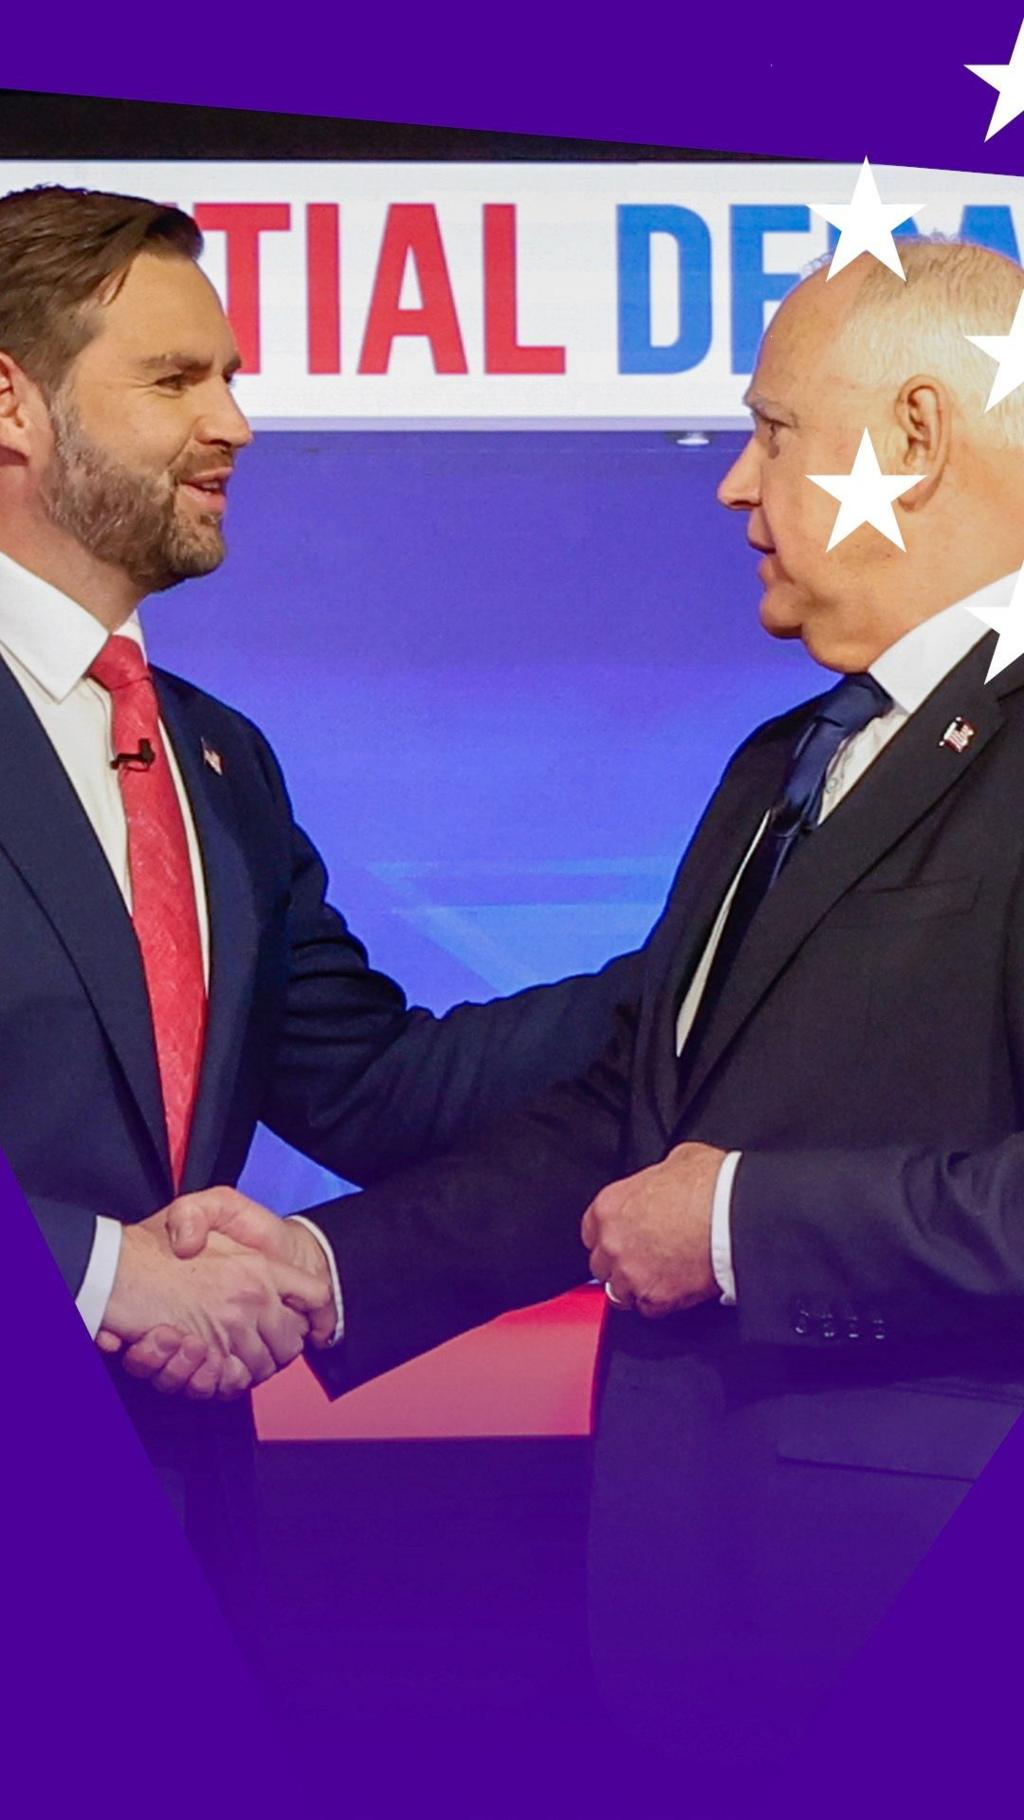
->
[96,1189,338,1399]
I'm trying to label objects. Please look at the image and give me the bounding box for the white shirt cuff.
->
[76,1216,124,1339]
[710,1151,741,1305]
[288,1215,345,1347]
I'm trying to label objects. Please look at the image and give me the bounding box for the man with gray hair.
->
[157,237,1024,1782]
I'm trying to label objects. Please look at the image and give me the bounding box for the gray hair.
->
[802,236,1024,448]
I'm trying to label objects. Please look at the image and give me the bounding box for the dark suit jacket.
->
[310,632,1024,1737]
[0,653,639,1559]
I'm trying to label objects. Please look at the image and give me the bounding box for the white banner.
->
[0,160,1020,427]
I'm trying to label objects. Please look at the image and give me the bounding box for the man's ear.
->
[0,349,48,459]
[893,374,950,511]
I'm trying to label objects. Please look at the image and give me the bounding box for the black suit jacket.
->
[0,653,639,1556]
[310,632,1024,1731]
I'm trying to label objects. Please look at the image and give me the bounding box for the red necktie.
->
[88,635,207,1188]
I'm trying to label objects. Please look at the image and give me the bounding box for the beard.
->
[39,390,228,594]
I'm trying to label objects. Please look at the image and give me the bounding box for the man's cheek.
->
[777,492,830,581]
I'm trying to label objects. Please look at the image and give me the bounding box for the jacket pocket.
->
[828,876,978,928]
[777,1386,1021,1482]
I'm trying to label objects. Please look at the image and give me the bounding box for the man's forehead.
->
[747,284,839,404]
[744,332,799,412]
[87,255,236,360]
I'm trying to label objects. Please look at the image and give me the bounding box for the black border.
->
[0,89,809,163]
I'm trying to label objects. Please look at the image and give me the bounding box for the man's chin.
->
[173,522,227,573]
[757,580,807,643]
[137,534,226,593]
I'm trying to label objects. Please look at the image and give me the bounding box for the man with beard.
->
[0,184,636,1612]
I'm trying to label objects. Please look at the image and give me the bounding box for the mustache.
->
[172,458,235,484]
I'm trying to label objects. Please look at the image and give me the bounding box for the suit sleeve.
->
[730,830,1024,1350]
[23,1196,99,1301]
[301,995,638,1395]
[730,1138,1024,1348]
[250,722,643,1183]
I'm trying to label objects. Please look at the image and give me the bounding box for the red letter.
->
[193,203,291,374]
[307,203,341,375]
[483,204,566,375]
[358,204,468,375]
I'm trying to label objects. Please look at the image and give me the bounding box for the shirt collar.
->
[870,575,1013,715]
[0,548,146,703]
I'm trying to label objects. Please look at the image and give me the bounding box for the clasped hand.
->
[580,1141,724,1316]
[96,1187,337,1400]
[99,1139,725,1401]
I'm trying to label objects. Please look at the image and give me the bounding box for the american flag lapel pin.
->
[939,717,976,754]
[201,738,224,775]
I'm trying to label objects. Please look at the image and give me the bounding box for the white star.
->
[965,291,1024,409]
[809,159,922,280]
[964,564,1024,681]
[808,429,921,551]
[966,17,1024,141]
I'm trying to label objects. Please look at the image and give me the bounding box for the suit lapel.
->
[674,636,1006,1123]
[155,678,261,1189]
[0,657,170,1178]
[645,720,797,1136]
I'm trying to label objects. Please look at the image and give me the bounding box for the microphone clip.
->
[111,738,156,773]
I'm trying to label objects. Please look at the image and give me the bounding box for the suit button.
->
[868,1314,886,1341]
[832,1299,859,1341]
[821,1319,837,1340]
[793,1300,813,1336]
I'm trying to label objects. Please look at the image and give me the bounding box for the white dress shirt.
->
[682,580,1009,1304]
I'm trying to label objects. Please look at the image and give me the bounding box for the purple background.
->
[3,5,1024,176]
[3,6,1024,1812]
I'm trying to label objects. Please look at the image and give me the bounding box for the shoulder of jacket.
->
[728,687,829,762]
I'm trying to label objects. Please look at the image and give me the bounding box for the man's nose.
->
[196,383,254,451]
[717,436,761,511]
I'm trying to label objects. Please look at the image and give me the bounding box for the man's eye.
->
[156,374,188,392]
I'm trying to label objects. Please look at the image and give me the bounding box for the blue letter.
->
[958,205,1020,260]
[730,205,811,374]
[824,218,923,255]
[617,204,712,374]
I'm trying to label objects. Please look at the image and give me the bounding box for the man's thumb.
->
[167,1187,255,1256]
[166,1203,207,1258]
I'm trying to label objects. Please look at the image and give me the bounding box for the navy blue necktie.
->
[754,671,893,890]
[680,672,892,1072]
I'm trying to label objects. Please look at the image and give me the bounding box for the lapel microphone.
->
[110,738,156,772]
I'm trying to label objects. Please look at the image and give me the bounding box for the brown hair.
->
[0,184,203,397]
